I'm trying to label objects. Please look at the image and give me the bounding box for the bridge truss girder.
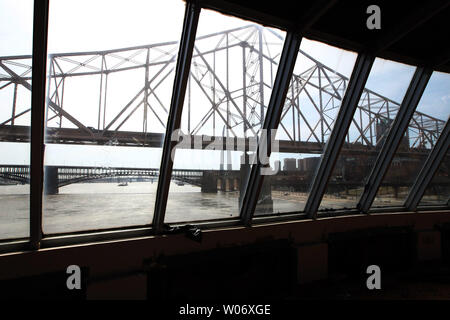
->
[0,25,444,150]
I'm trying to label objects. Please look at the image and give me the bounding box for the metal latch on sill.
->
[163,224,202,243]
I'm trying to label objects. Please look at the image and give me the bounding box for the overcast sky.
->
[0,0,448,169]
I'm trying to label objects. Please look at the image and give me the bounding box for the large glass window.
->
[0,0,34,240]
[1,0,448,243]
[42,0,185,234]
[372,72,450,208]
[164,9,286,223]
[254,39,357,215]
[319,58,416,211]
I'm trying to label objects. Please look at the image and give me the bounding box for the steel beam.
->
[371,1,449,53]
[0,61,94,136]
[404,118,450,210]
[152,1,200,233]
[1,33,444,148]
[30,0,49,249]
[357,67,432,213]
[433,46,450,68]
[239,32,301,226]
[295,0,338,32]
[304,53,375,219]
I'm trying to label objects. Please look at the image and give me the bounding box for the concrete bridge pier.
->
[217,178,233,192]
[201,171,218,193]
[217,178,225,191]
[44,166,59,195]
[238,156,273,214]
[225,178,233,192]
[239,161,250,208]
[256,174,273,215]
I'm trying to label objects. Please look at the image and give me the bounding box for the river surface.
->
[2,180,422,240]
[1,181,319,239]
[1,179,444,240]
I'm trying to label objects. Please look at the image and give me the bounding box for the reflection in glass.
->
[42,0,185,234]
[164,9,286,223]
[319,58,416,211]
[254,39,357,215]
[420,152,449,206]
[372,72,450,208]
[0,0,33,240]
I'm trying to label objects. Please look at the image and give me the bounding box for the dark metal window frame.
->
[357,67,433,213]
[303,53,375,218]
[239,32,302,226]
[30,0,49,250]
[152,1,201,234]
[0,0,449,254]
[404,118,450,210]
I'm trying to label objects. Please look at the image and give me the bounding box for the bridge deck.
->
[0,125,435,156]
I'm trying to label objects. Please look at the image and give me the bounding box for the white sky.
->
[0,0,448,169]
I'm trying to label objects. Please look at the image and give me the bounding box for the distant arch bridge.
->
[0,165,224,194]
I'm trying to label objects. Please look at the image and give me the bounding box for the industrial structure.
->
[0,0,449,301]
[0,24,447,209]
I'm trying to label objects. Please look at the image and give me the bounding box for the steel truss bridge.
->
[0,165,207,192]
[3,163,447,196]
[0,24,445,156]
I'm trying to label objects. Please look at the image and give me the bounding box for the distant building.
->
[376,118,392,146]
[297,159,303,171]
[298,157,320,172]
[377,118,409,150]
[283,158,297,171]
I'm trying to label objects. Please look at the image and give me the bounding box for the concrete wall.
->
[0,210,449,299]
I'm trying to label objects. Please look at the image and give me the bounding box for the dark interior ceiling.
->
[198,0,450,73]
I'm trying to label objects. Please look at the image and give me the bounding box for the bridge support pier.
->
[238,160,273,214]
[255,176,273,215]
[44,166,59,195]
[216,177,236,192]
[239,162,250,208]
[225,178,233,191]
[201,171,218,193]
[217,178,225,191]
[234,178,239,191]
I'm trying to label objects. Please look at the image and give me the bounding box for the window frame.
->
[0,0,448,253]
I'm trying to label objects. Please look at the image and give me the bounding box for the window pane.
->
[372,72,450,208]
[0,0,33,240]
[419,152,449,206]
[319,58,416,211]
[164,9,286,223]
[254,39,357,215]
[42,0,184,234]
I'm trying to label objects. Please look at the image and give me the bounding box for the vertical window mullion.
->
[404,118,450,210]
[152,1,201,233]
[30,0,50,249]
[357,66,432,213]
[304,53,375,218]
[239,32,302,226]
